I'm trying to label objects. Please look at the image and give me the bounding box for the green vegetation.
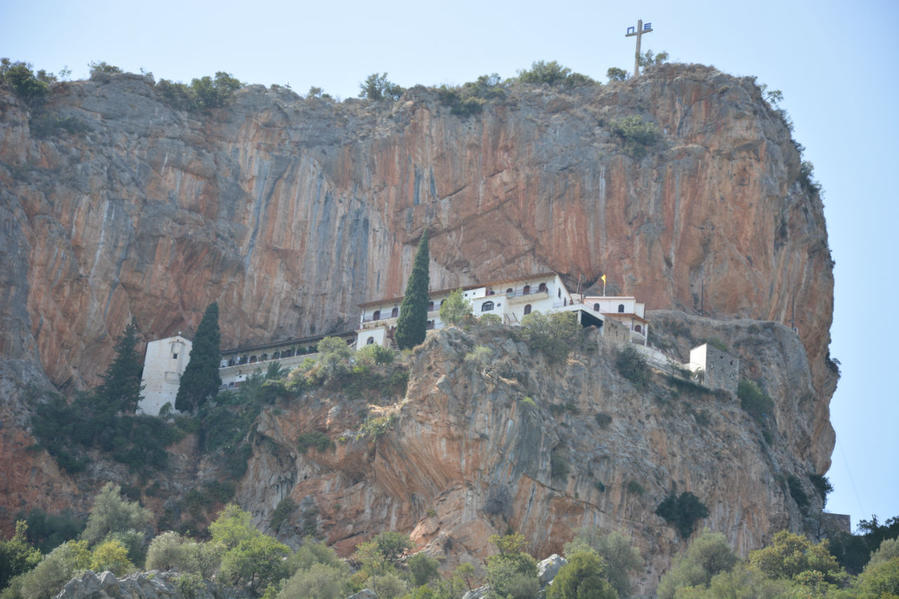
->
[606,67,628,82]
[594,412,612,428]
[437,74,506,117]
[657,531,737,599]
[0,523,41,590]
[546,549,617,599]
[297,431,334,454]
[637,49,669,68]
[655,492,710,539]
[358,414,397,439]
[608,115,662,158]
[787,474,810,512]
[97,322,143,413]
[737,379,775,440]
[614,345,649,386]
[18,540,91,599]
[14,509,84,555]
[625,481,645,496]
[485,533,540,599]
[359,73,404,101]
[439,289,471,325]
[810,473,834,501]
[519,311,580,363]
[0,59,54,107]
[176,302,222,412]
[517,60,594,88]
[395,231,430,350]
[89,539,134,576]
[563,529,642,597]
[156,72,242,112]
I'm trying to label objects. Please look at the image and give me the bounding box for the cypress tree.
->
[175,302,222,412]
[96,322,143,413]
[395,231,430,349]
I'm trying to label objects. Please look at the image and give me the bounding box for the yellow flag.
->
[601,274,606,284]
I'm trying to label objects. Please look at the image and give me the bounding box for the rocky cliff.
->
[237,319,826,595]
[0,62,837,581]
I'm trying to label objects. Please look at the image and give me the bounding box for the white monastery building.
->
[355,272,647,350]
[138,334,191,415]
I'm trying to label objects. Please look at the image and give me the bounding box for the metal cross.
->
[625,19,653,77]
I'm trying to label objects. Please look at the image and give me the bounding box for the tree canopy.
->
[395,232,430,350]
[176,302,222,412]
[96,322,143,413]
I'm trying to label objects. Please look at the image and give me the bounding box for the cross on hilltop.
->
[625,19,653,77]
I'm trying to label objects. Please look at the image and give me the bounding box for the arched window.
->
[523,304,532,315]
[391,307,398,317]
[367,337,375,345]
[228,358,235,366]
[506,288,513,295]
[635,325,642,333]
[249,355,257,363]
[481,301,494,312]
[373,310,381,320]
[593,303,600,312]
[538,282,547,292]
[428,301,435,311]
[273,351,280,359]
[260,353,268,361]
[563,298,567,306]
[618,304,625,313]
[487,288,495,296]
[523,285,531,295]
[558,288,561,298]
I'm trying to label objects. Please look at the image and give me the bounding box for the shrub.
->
[357,343,395,365]
[486,534,539,599]
[439,289,471,325]
[520,311,579,363]
[0,522,41,590]
[737,379,774,437]
[519,396,537,409]
[218,534,291,594]
[748,530,845,586]
[517,60,594,87]
[626,481,645,496]
[81,483,151,560]
[479,313,502,326]
[358,414,396,439]
[437,74,505,117]
[0,59,51,106]
[546,549,616,599]
[278,562,351,599]
[563,529,642,597]
[787,474,810,511]
[551,449,570,482]
[359,73,404,101]
[609,115,661,158]
[297,431,334,454]
[615,346,649,386]
[655,492,710,539]
[156,72,242,112]
[408,552,440,586]
[464,345,493,366]
[19,540,91,599]
[270,497,298,532]
[656,531,737,599]
[594,412,612,428]
[809,473,833,501]
[18,508,84,554]
[606,67,628,82]
[89,539,134,576]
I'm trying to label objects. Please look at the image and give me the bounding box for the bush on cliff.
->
[614,345,649,386]
[546,549,617,599]
[520,311,579,363]
[563,529,642,597]
[517,60,594,88]
[156,72,242,112]
[0,59,53,107]
[609,115,661,158]
[437,74,506,117]
[0,523,41,591]
[359,73,404,101]
[655,492,710,539]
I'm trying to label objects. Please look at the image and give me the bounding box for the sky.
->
[2,0,897,531]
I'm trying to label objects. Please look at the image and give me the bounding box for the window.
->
[618,304,625,313]
[506,288,513,294]
[481,301,494,312]
[563,298,567,306]
[373,310,381,320]
[635,325,642,333]
[260,354,268,361]
[426,320,435,330]
[172,353,178,359]
[428,301,435,311]
[487,288,495,296]
[391,307,398,317]
[538,282,547,292]
[558,288,561,298]
[228,358,235,366]
[593,303,600,312]
[367,337,375,345]
[273,351,280,359]
[523,285,531,295]
[524,304,532,315]
[249,355,257,363]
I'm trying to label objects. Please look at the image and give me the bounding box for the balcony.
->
[506,289,549,304]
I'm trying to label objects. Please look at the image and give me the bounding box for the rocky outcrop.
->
[55,570,232,599]
[238,318,826,595]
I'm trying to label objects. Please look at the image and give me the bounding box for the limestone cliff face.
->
[238,321,825,595]
[0,64,836,545]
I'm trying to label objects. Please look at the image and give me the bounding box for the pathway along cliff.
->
[0,62,837,592]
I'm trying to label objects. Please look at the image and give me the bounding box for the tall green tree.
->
[176,302,222,412]
[395,232,430,350]
[96,322,143,413]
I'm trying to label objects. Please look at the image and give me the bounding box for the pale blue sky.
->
[2,0,896,530]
